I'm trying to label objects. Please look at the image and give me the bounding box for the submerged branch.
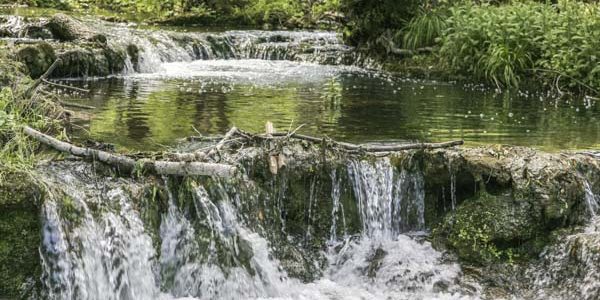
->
[42,79,91,93]
[23,126,236,178]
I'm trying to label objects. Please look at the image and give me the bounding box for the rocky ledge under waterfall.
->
[1,134,600,299]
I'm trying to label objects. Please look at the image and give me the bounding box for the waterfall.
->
[37,157,476,299]
[584,179,599,218]
[40,165,159,300]
[103,27,355,75]
[347,158,425,240]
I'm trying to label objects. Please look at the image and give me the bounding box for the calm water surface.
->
[63,59,600,151]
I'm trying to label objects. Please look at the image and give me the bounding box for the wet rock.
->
[23,24,53,40]
[126,44,140,72]
[364,247,387,278]
[53,46,126,78]
[16,42,57,78]
[46,13,91,41]
[0,171,42,298]
[433,279,450,293]
[89,33,108,45]
[427,146,600,263]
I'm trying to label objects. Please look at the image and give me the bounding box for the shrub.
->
[439,0,600,91]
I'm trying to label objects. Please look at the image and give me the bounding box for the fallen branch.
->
[42,79,90,93]
[24,58,62,99]
[60,101,96,110]
[251,131,463,152]
[23,126,236,178]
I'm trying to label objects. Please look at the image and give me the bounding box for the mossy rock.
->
[54,46,125,78]
[0,171,43,298]
[24,24,53,40]
[433,192,549,264]
[16,42,57,78]
[46,13,88,41]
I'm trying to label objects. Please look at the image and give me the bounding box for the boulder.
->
[16,42,57,78]
[428,146,600,263]
[45,13,91,42]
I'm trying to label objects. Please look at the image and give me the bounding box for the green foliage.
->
[243,0,303,27]
[445,211,516,263]
[439,0,600,91]
[12,0,340,28]
[402,7,448,50]
[340,0,420,49]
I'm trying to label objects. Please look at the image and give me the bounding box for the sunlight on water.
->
[65,58,600,151]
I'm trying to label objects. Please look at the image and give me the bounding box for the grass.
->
[438,0,600,92]
[0,49,64,180]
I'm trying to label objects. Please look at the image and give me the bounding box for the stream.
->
[45,28,600,152]
[3,13,600,300]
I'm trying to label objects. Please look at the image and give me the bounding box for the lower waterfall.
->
[38,158,478,299]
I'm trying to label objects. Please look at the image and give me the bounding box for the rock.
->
[0,171,43,298]
[24,24,53,40]
[89,33,108,45]
[52,45,127,78]
[126,44,140,72]
[45,13,91,41]
[16,42,57,78]
[427,146,600,263]
[54,48,106,78]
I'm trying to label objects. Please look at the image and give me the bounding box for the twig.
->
[528,68,599,95]
[172,127,239,161]
[287,124,306,138]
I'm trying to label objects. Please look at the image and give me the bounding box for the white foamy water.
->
[125,59,363,86]
[39,159,478,300]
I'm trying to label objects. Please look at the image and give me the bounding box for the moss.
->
[58,195,83,227]
[0,171,42,298]
[46,13,83,41]
[432,192,547,264]
[16,42,57,79]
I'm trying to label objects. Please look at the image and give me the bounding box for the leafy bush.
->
[439,0,600,91]
[402,7,448,50]
[243,0,303,27]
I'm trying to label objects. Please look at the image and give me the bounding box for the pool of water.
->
[63,59,600,151]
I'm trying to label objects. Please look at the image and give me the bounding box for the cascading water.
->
[37,156,478,300]
[69,18,357,75]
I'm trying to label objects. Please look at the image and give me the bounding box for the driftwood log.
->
[23,126,236,178]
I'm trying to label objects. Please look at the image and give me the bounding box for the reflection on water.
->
[64,59,600,151]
